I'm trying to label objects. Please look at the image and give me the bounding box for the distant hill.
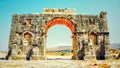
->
[47,46,72,52]
[111,43,120,49]
[46,43,120,52]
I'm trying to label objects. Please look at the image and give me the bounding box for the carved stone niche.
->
[23,31,33,46]
[89,31,97,45]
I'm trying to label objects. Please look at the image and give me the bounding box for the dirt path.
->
[0,60,120,68]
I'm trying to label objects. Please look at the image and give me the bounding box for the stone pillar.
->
[104,34,111,59]
[76,32,85,60]
[96,32,110,60]
[72,35,77,60]
[43,33,47,60]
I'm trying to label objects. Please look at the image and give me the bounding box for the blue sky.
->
[0,0,120,50]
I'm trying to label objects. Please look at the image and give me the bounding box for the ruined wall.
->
[7,8,110,60]
[75,11,110,60]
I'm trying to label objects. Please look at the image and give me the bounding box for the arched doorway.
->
[46,25,72,59]
[44,17,76,59]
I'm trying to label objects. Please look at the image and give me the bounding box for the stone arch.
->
[23,31,33,36]
[44,17,77,59]
[7,9,110,60]
[45,17,75,33]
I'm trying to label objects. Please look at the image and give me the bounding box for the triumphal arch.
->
[6,8,110,60]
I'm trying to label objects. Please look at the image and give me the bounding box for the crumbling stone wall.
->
[6,8,110,60]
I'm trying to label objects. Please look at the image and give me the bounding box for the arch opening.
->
[44,17,76,60]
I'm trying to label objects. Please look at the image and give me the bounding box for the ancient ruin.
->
[6,8,111,60]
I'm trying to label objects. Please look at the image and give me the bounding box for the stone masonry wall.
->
[6,8,110,60]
